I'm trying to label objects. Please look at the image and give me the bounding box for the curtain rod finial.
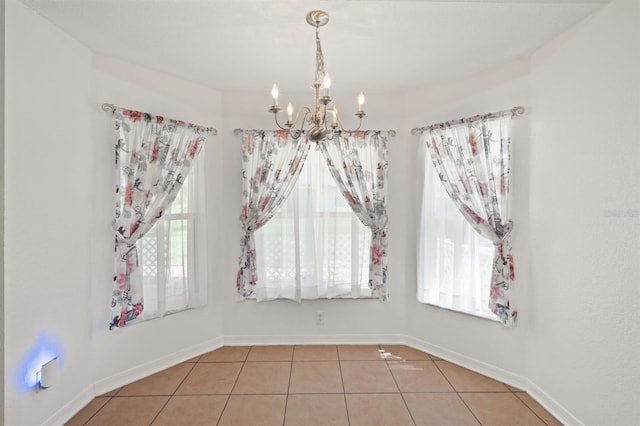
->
[512,106,525,117]
[102,103,116,113]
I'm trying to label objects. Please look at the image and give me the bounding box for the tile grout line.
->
[337,352,351,426]
[80,395,114,426]
[432,358,484,425]
[148,361,198,424]
[513,390,553,425]
[380,344,418,426]
[282,345,296,426]
[216,346,251,426]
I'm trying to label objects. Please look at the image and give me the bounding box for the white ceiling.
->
[19,0,608,94]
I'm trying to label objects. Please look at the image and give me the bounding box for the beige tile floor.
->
[66,344,562,425]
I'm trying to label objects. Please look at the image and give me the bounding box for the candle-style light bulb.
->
[323,73,331,89]
[357,92,365,111]
[287,102,293,121]
[323,73,331,97]
[271,84,279,105]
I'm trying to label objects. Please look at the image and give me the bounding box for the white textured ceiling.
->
[19,0,608,94]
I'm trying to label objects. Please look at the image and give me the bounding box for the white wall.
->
[0,0,6,421]
[4,1,225,424]
[4,1,94,424]
[528,0,640,423]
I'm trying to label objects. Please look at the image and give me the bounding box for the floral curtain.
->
[420,112,516,326]
[109,107,215,329]
[237,130,310,298]
[320,130,390,301]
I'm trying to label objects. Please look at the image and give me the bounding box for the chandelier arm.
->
[272,112,291,131]
[296,107,313,132]
[272,107,313,135]
[335,113,364,134]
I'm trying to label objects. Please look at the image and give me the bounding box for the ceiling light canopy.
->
[269,10,366,144]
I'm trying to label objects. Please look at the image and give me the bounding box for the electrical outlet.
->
[315,311,325,325]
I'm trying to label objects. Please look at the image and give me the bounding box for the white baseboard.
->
[222,333,406,346]
[49,333,580,426]
[46,336,224,425]
[404,335,581,425]
[41,385,94,426]
[526,381,583,426]
[92,335,224,396]
[402,334,531,390]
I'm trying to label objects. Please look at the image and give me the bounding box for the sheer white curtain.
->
[418,141,495,318]
[254,148,372,301]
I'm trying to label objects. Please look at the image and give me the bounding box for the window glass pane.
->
[165,218,189,312]
[169,177,188,214]
[138,175,192,319]
[140,225,159,316]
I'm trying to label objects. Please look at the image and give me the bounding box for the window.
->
[253,148,372,300]
[418,149,496,320]
[138,162,206,318]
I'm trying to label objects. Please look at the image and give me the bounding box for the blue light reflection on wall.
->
[15,332,64,392]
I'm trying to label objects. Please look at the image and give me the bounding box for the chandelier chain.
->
[315,25,326,84]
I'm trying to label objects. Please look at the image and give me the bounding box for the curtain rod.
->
[233,128,396,137]
[101,103,218,135]
[410,106,525,136]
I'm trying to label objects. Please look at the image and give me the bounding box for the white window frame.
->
[137,157,207,320]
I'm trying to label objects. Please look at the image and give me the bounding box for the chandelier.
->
[269,10,366,143]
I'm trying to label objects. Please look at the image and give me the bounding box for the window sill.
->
[419,300,499,323]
